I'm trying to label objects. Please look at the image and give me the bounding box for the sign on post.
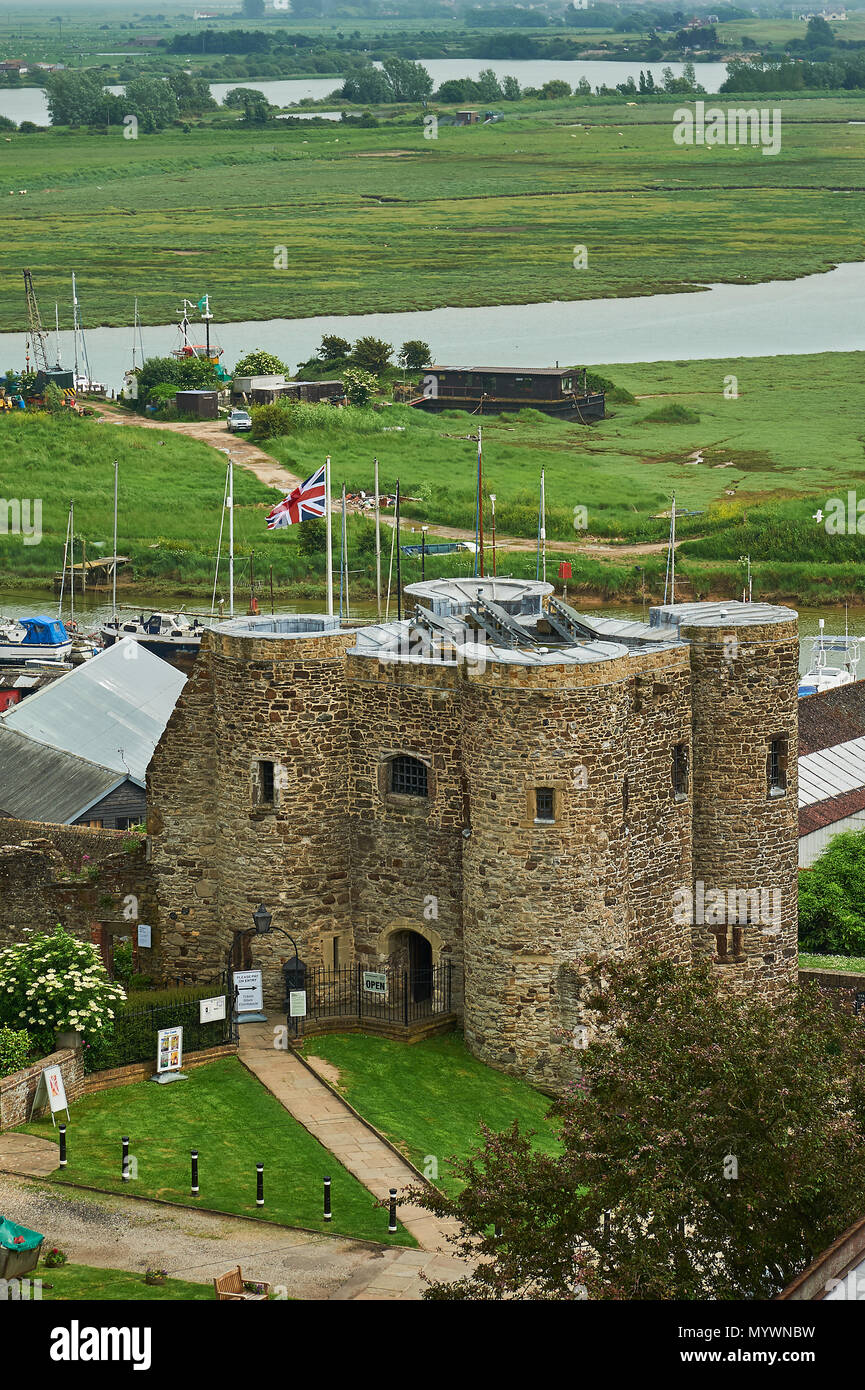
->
[289,991,307,1018]
[233,970,264,1014]
[137,924,152,949]
[32,1064,70,1126]
[362,971,387,999]
[199,995,226,1024]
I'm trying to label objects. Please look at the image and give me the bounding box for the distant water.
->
[0,58,728,127]
[1,261,862,395]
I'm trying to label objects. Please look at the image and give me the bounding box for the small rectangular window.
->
[767,737,787,797]
[672,744,689,800]
[257,760,275,805]
[535,787,555,822]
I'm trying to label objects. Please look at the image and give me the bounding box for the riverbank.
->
[1,96,864,334]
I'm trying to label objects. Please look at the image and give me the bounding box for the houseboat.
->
[0,615,73,664]
[100,611,208,663]
[408,366,605,421]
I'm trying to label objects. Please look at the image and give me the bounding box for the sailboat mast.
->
[540,468,546,584]
[69,499,75,623]
[58,503,71,618]
[374,456,381,622]
[112,459,119,617]
[670,494,676,604]
[477,425,485,579]
[325,455,334,618]
[228,453,234,618]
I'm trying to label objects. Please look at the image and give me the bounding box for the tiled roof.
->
[799,680,865,755]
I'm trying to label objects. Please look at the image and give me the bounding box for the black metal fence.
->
[304,962,453,1027]
[85,983,234,1073]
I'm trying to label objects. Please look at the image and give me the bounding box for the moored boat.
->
[100,611,208,661]
[0,615,73,664]
[798,619,861,697]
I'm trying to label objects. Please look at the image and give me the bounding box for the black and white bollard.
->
[494,1224,502,1239]
[388,1188,398,1234]
[122,1136,130,1182]
[191,1150,199,1197]
[256,1163,264,1207]
[59,1124,67,1169]
[323,1176,332,1223]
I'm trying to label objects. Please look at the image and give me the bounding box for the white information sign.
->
[289,990,307,1018]
[137,923,152,949]
[233,970,264,1013]
[199,995,226,1024]
[33,1064,70,1126]
[362,971,388,998]
[157,1026,183,1075]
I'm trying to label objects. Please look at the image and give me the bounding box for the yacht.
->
[0,615,73,664]
[100,611,208,661]
[798,619,861,697]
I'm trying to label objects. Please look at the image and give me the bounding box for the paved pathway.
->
[237,1023,472,1298]
[0,1133,59,1177]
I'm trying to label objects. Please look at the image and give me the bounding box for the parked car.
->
[227,409,252,433]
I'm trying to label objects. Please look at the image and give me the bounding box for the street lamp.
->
[251,904,306,1035]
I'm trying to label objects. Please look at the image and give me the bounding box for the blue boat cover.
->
[20,617,69,646]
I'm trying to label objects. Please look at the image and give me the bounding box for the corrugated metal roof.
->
[0,726,129,824]
[0,639,185,783]
[799,735,865,807]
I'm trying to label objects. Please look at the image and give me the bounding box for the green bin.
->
[0,1216,45,1278]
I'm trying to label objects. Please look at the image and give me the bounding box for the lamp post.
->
[252,903,306,1037]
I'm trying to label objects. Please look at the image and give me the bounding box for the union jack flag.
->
[266,464,328,529]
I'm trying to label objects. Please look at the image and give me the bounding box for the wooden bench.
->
[213,1265,271,1301]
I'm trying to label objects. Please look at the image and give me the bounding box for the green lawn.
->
[299,1031,562,1196]
[799,954,865,974]
[3,98,865,330]
[19,1056,414,1246]
[29,1261,215,1301]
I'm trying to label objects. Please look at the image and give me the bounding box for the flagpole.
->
[339,483,345,622]
[395,478,402,622]
[343,483,350,622]
[112,458,118,618]
[374,456,381,623]
[228,453,234,618]
[477,425,484,579]
[540,467,546,584]
[325,455,334,618]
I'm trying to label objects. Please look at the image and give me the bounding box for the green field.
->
[2,346,864,606]
[29,1261,215,1301]
[299,1031,561,1195]
[2,96,865,330]
[19,1056,415,1245]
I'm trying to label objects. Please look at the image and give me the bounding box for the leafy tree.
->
[435,78,481,104]
[242,0,266,16]
[501,75,521,102]
[539,80,572,100]
[351,336,393,374]
[124,76,179,133]
[232,350,289,378]
[45,69,118,126]
[167,71,217,116]
[398,340,431,370]
[298,517,328,555]
[43,381,65,414]
[343,366,378,406]
[134,354,219,407]
[318,335,352,362]
[223,86,268,109]
[805,15,835,49]
[406,954,865,1301]
[799,829,865,956]
[240,92,276,125]
[477,69,504,103]
[340,61,393,104]
[381,57,433,103]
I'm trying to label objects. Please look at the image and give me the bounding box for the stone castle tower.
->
[147,581,799,1089]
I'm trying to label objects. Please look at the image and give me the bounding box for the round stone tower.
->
[656,601,800,1000]
[459,638,634,1087]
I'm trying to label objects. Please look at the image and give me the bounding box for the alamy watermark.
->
[814,492,865,534]
[0,498,42,545]
[673,881,781,932]
[673,101,781,157]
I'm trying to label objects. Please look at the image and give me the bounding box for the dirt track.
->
[95,403,681,561]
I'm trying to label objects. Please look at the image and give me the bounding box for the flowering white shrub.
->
[0,924,126,1054]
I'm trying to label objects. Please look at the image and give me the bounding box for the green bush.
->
[0,925,126,1056]
[641,403,701,425]
[799,830,865,956]
[0,1025,32,1077]
[250,401,295,439]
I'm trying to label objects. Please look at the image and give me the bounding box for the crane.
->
[22,267,49,374]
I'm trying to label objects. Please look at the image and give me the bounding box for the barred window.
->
[257,760,275,805]
[390,755,428,798]
[672,744,689,799]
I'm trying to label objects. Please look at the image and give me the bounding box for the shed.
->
[456,110,479,125]
[175,390,219,420]
[0,726,144,829]
[798,679,865,866]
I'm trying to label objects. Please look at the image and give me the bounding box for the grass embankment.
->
[3,346,865,605]
[2,98,865,328]
[29,1262,215,1301]
[799,954,865,974]
[299,1032,561,1196]
[20,1056,415,1246]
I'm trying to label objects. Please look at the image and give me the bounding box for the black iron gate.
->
[305,961,453,1026]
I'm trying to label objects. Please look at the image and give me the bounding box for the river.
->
[0,58,729,127]
[2,261,862,395]
[0,584,857,677]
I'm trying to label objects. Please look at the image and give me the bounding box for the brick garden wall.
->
[799,967,865,1017]
[0,1046,83,1131]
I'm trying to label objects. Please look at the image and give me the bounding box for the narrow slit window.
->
[535,787,555,823]
[672,744,689,799]
[767,737,787,797]
[258,760,275,805]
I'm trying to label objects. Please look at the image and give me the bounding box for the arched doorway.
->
[388,929,433,1003]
